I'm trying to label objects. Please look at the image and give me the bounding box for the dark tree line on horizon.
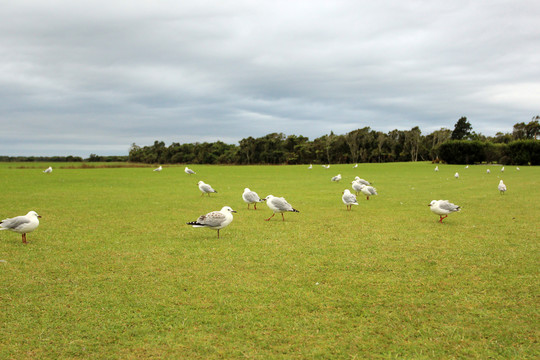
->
[2,117,538,165]
[127,117,540,165]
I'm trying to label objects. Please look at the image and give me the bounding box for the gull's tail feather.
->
[291,209,300,213]
[186,221,204,227]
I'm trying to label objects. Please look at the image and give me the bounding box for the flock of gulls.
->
[1,163,515,242]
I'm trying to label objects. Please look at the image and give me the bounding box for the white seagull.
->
[43,166,52,174]
[351,180,363,195]
[187,206,236,238]
[353,163,358,168]
[322,165,330,169]
[198,181,217,196]
[265,195,299,221]
[434,166,439,172]
[1,211,41,243]
[242,188,266,210]
[501,166,505,172]
[498,180,507,195]
[342,189,358,210]
[354,177,371,186]
[516,167,520,171]
[487,169,491,174]
[153,165,162,172]
[185,166,196,175]
[428,200,461,223]
[360,185,378,200]
[465,165,469,169]
[331,174,342,182]
[454,172,459,179]
[308,164,312,169]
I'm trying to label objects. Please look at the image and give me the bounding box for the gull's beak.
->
[427,204,431,207]
[38,215,42,218]
[232,210,237,213]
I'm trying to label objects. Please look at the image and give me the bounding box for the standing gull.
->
[342,189,358,210]
[501,166,505,172]
[153,165,162,172]
[454,172,459,179]
[353,164,358,168]
[428,200,461,223]
[354,177,371,186]
[198,181,217,196]
[43,166,52,174]
[187,206,236,238]
[1,211,41,243]
[265,195,299,221]
[486,169,491,174]
[331,174,342,182]
[434,166,439,172]
[351,180,363,195]
[308,164,312,169]
[242,188,265,210]
[360,185,378,200]
[185,167,196,175]
[498,180,507,194]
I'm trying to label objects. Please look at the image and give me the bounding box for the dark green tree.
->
[451,117,473,140]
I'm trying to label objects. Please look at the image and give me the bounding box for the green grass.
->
[1,162,538,359]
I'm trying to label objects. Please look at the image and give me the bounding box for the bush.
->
[438,140,486,164]
[507,140,540,165]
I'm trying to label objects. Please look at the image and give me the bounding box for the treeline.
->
[0,155,128,162]
[128,117,539,165]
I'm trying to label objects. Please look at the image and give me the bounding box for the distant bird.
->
[331,174,342,182]
[153,165,162,172]
[428,200,461,223]
[487,169,491,174]
[43,166,52,174]
[434,166,439,172]
[516,167,520,171]
[198,181,217,196]
[498,180,507,195]
[360,185,378,200]
[242,188,265,210]
[354,177,371,186]
[351,180,363,195]
[185,167,196,175]
[265,195,299,221]
[342,189,358,210]
[323,165,330,169]
[187,206,236,238]
[455,172,459,179]
[1,211,41,243]
[465,165,469,169]
[308,164,312,169]
[353,164,358,168]
[501,166,505,172]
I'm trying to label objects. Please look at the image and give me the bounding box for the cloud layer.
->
[1,0,539,156]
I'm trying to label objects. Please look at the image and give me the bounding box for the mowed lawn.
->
[1,162,538,359]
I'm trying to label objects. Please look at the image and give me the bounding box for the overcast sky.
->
[1,0,539,156]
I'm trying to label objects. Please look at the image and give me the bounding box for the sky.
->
[1,0,539,157]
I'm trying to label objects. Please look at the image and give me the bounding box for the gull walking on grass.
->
[198,181,217,196]
[187,206,236,238]
[331,174,342,182]
[360,185,378,200]
[308,164,312,169]
[153,165,162,172]
[43,166,52,173]
[487,169,491,174]
[434,166,439,172]
[455,172,459,179]
[342,189,358,210]
[1,211,41,243]
[185,167,196,175]
[498,180,507,194]
[351,180,363,195]
[242,188,265,210]
[265,195,299,221]
[428,200,460,223]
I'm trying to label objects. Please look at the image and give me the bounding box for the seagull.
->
[342,189,358,210]
[498,180,507,195]
[360,185,378,200]
[242,188,265,210]
[501,166,505,172]
[322,165,330,169]
[308,164,312,169]
[198,181,217,196]
[185,166,196,175]
[434,166,439,172]
[455,172,459,179]
[428,200,461,223]
[465,165,469,169]
[187,206,236,238]
[43,166,52,174]
[331,174,342,182]
[265,195,299,221]
[351,180,363,195]
[487,169,491,174]
[354,177,371,186]
[516,167,520,171]
[153,165,162,172]
[1,211,41,243]
[353,164,358,168]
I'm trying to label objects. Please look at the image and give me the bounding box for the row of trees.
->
[128,117,539,165]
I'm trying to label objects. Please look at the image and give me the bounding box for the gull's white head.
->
[26,211,41,218]
[221,206,237,214]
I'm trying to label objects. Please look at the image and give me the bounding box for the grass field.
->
[1,162,538,359]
